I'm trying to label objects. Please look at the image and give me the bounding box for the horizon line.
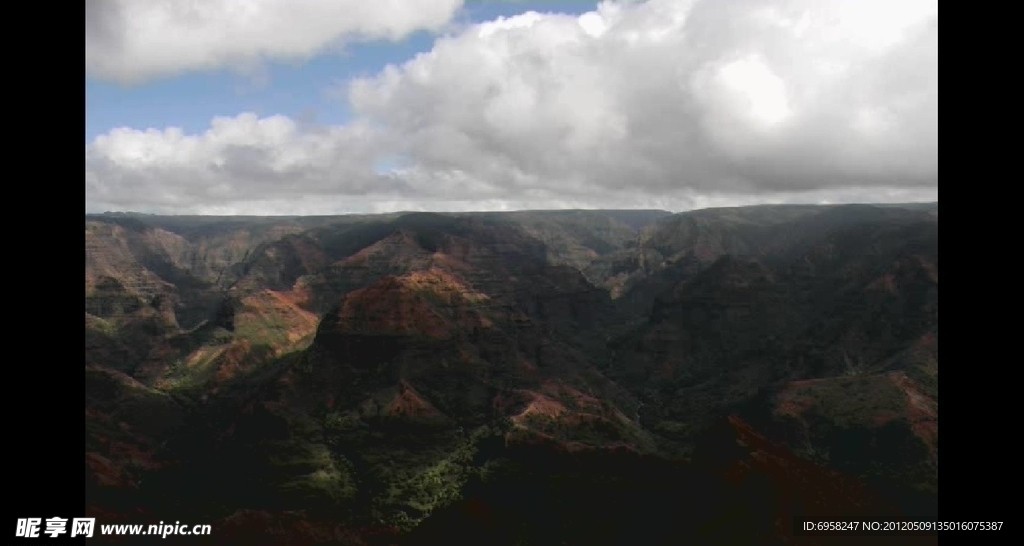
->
[85,201,939,218]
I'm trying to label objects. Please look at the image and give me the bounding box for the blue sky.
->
[86,1,594,142]
[85,0,937,215]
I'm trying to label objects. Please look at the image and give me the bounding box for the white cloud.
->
[86,0,938,214]
[350,0,937,198]
[86,0,464,84]
[86,113,408,213]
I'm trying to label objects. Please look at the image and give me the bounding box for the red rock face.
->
[772,371,937,461]
[774,379,825,419]
[711,416,939,545]
[889,371,938,459]
[333,268,491,340]
[340,230,427,268]
[492,381,650,453]
[386,381,444,420]
[505,390,568,424]
[236,289,320,345]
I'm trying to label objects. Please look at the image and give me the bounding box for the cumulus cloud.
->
[86,0,938,214]
[86,0,464,83]
[350,0,937,197]
[85,113,410,213]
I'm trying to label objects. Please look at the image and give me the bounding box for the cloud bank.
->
[86,0,938,214]
[86,0,464,83]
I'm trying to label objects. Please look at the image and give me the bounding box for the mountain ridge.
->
[85,203,938,544]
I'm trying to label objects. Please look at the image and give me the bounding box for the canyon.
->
[85,204,938,545]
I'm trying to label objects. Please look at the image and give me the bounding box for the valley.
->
[85,204,938,545]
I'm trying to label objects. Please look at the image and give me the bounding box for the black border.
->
[10,0,86,539]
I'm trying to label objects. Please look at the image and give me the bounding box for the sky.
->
[85,0,938,215]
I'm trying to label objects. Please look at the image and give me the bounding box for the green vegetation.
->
[371,438,477,529]
[276,442,358,504]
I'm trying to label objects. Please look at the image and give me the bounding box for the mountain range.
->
[85,203,938,545]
